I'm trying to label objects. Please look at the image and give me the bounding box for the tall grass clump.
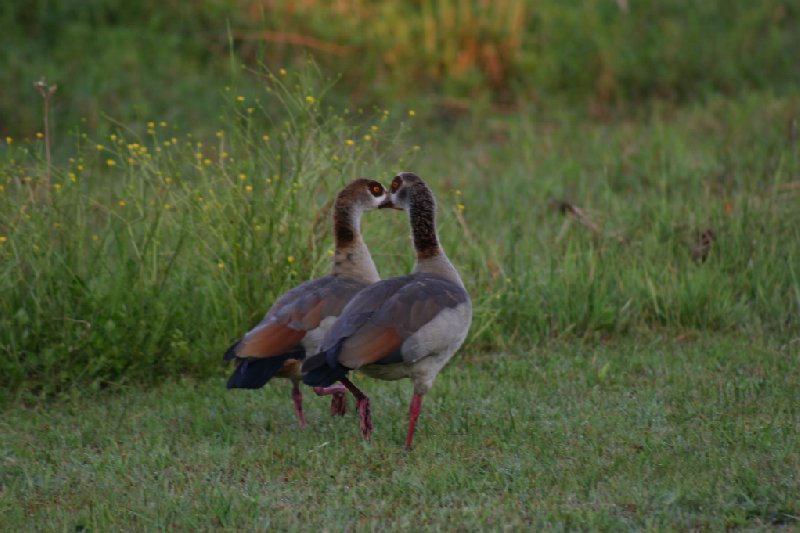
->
[0,67,417,398]
[418,94,800,348]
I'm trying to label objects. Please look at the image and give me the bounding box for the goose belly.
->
[301,315,338,357]
[360,362,410,381]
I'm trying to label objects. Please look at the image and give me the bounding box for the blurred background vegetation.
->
[1,0,798,397]
[2,0,798,141]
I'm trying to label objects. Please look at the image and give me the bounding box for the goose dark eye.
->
[390,177,402,193]
[370,184,383,196]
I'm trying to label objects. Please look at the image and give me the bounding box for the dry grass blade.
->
[551,199,602,242]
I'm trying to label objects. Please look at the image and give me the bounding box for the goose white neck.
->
[331,203,380,283]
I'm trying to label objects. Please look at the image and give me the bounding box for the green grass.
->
[1,61,798,529]
[2,80,799,396]
[3,0,798,140]
[1,336,798,530]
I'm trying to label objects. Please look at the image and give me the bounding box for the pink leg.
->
[340,377,372,440]
[291,382,307,428]
[405,394,424,449]
[312,384,348,416]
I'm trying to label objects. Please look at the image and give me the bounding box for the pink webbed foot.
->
[312,384,348,417]
[291,382,307,428]
[329,391,347,416]
[357,396,373,439]
[341,377,372,440]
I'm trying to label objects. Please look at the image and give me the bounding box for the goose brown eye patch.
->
[368,181,384,196]
[391,176,402,192]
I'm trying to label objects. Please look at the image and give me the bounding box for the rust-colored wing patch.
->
[339,326,403,368]
[237,322,305,358]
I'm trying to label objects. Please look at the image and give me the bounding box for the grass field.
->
[1,56,799,529]
[2,336,798,530]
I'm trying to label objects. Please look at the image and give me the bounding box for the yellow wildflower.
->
[36,132,44,139]
[236,95,245,102]
[371,125,379,132]
[457,203,465,211]
[110,134,117,142]
[262,135,270,142]
[159,121,167,127]
[287,255,295,264]
[413,145,421,152]
[203,158,212,166]
[305,96,315,104]
[244,185,253,192]
[52,222,62,229]
[216,130,224,139]
[68,173,77,182]
[217,261,225,270]
[279,68,287,76]
[408,110,416,117]
[118,200,126,207]
[363,135,372,141]
[147,121,155,129]
[327,249,334,257]
[0,236,7,244]
[53,183,62,191]
[238,173,247,181]
[345,139,355,146]
[92,235,99,242]
[247,107,254,114]
[106,159,116,167]
[5,136,13,144]
[77,164,85,171]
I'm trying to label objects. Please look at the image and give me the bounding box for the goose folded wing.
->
[330,275,469,369]
[234,276,366,358]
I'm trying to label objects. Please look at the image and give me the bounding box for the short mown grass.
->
[1,336,797,530]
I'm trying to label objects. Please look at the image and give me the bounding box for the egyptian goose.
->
[224,178,391,427]
[303,172,471,448]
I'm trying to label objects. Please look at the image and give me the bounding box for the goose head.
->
[386,171,427,210]
[336,178,392,211]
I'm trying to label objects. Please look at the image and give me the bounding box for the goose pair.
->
[225,173,471,447]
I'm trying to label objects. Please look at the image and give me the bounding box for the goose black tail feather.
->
[226,348,304,389]
[223,341,240,361]
[302,342,349,387]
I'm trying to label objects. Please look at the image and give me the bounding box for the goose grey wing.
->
[333,274,471,369]
[233,275,368,358]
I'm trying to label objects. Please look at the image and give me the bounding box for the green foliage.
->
[0,68,416,396]
[2,0,798,139]
[1,66,798,396]
[1,338,798,529]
